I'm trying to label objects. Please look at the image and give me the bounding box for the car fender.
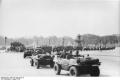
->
[69,59,78,66]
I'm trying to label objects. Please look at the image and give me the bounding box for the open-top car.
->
[23,48,34,58]
[30,48,54,69]
[30,54,54,69]
[53,51,101,76]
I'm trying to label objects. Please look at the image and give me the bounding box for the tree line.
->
[0,34,120,48]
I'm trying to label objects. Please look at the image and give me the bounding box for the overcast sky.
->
[0,0,119,38]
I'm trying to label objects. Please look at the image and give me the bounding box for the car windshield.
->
[43,56,51,59]
[66,55,74,59]
[60,53,74,59]
[73,54,84,57]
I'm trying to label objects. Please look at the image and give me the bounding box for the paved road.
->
[0,50,120,77]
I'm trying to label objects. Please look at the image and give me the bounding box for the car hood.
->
[69,57,100,65]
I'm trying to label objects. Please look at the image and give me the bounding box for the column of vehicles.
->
[24,47,54,68]
[23,46,101,77]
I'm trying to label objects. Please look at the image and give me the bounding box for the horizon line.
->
[0,33,120,39]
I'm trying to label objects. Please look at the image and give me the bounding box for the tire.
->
[30,59,34,66]
[90,66,100,76]
[54,64,61,75]
[50,62,54,68]
[36,60,40,69]
[24,54,26,58]
[69,66,79,76]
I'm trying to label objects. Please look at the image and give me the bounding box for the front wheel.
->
[36,60,40,69]
[69,66,79,76]
[90,66,100,76]
[54,64,61,75]
[50,62,54,68]
[24,54,26,58]
[30,59,34,66]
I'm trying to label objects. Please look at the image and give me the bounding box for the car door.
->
[60,55,69,70]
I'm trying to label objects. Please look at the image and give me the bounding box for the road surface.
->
[0,48,120,77]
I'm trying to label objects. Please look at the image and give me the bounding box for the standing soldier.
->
[5,36,7,51]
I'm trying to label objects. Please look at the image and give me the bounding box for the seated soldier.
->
[66,54,74,59]
[60,51,66,58]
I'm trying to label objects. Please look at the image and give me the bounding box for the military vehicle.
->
[30,48,54,69]
[53,51,101,76]
[41,46,52,54]
[23,48,34,58]
[30,54,54,69]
